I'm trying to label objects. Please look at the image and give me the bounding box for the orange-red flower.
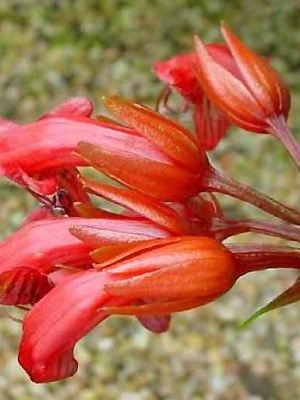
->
[194,22,300,167]
[78,96,207,201]
[0,98,94,215]
[194,22,290,133]
[18,236,236,382]
[0,215,171,305]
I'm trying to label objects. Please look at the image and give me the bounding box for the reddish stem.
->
[268,115,300,170]
[228,244,300,277]
[202,166,300,225]
[211,217,300,243]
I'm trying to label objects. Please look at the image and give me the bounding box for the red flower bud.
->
[194,22,290,133]
[78,96,208,201]
[97,236,236,315]
[194,23,300,167]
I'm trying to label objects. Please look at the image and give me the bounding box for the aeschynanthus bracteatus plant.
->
[0,22,299,384]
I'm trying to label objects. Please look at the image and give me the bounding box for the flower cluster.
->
[1,23,300,383]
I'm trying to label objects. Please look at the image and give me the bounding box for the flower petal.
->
[104,296,216,316]
[18,270,125,382]
[0,267,53,305]
[104,96,204,173]
[221,22,290,119]
[154,52,203,104]
[16,169,58,195]
[194,36,267,132]
[0,116,167,178]
[92,237,179,268]
[70,218,170,246]
[194,99,230,151]
[103,237,236,298]
[0,117,19,133]
[78,141,202,201]
[41,97,94,119]
[136,314,171,333]
[0,217,157,276]
[82,177,187,234]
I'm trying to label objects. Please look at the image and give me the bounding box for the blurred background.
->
[0,1,300,399]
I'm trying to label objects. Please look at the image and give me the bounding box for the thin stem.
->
[211,217,300,243]
[268,115,300,169]
[202,166,300,225]
[228,243,300,277]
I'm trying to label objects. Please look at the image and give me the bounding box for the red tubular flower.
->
[194,22,300,167]
[78,96,207,201]
[78,96,300,225]
[0,217,170,271]
[0,116,185,188]
[93,236,236,315]
[0,98,94,215]
[0,105,164,179]
[18,236,235,382]
[0,216,170,305]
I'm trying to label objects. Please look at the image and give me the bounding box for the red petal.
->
[103,238,235,296]
[221,22,290,119]
[0,217,152,275]
[82,177,187,234]
[0,117,19,133]
[137,314,171,333]
[92,237,179,268]
[41,97,94,119]
[103,296,216,316]
[194,99,230,151]
[78,142,203,201]
[0,116,166,178]
[0,267,53,305]
[74,202,118,218]
[154,52,203,104]
[194,36,267,132]
[104,96,204,173]
[18,270,127,382]
[17,169,58,195]
[21,207,56,226]
[70,218,170,246]
[207,43,242,79]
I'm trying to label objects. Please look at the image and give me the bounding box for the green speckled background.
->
[0,1,299,398]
